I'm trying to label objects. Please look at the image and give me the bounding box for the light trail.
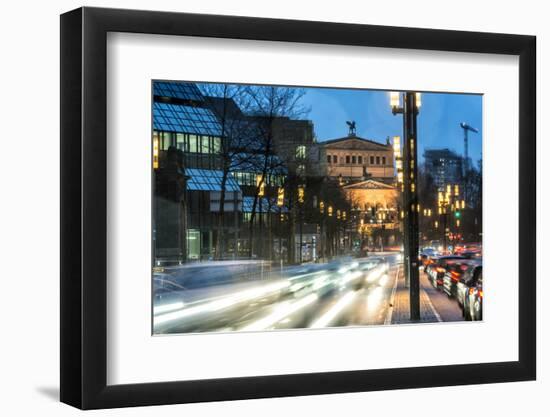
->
[310,291,358,328]
[241,293,318,331]
[154,281,290,326]
[153,301,185,315]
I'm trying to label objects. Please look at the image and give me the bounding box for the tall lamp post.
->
[277,186,285,268]
[298,184,305,264]
[390,91,421,321]
[393,135,405,270]
[319,199,325,262]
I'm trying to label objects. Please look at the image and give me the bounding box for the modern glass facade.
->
[152,81,311,264]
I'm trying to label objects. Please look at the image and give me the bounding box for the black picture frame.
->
[60,6,536,410]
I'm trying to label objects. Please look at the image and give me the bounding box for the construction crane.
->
[460,122,478,175]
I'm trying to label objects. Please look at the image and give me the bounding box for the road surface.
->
[153,253,465,334]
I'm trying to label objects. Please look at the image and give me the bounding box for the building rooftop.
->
[424,148,462,159]
[318,135,390,150]
[153,102,222,136]
[342,179,396,190]
[153,81,203,101]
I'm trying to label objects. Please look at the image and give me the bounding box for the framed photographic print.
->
[60,6,536,409]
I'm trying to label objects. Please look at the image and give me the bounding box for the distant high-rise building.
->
[423,148,463,191]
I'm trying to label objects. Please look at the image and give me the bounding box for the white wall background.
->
[0,0,545,415]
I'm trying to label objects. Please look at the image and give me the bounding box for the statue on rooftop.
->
[346,120,356,136]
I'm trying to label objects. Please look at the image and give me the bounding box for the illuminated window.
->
[189,135,198,153]
[211,136,221,153]
[176,133,186,151]
[201,136,210,154]
[153,131,160,169]
[296,145,306,159]
[161,132,172,150]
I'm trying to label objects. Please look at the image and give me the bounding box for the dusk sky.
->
[299,87,483,164]
[197,82,483,165]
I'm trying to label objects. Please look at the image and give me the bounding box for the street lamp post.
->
[319,199,325,262]
[391,91,421,321]
[277,186,285,268]
[298,184,305,264]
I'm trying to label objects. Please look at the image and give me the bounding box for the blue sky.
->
[299,88,483,164]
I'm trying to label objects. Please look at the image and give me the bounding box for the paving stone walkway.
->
[388,264,442,324]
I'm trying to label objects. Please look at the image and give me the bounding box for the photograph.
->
[151,81,483,334]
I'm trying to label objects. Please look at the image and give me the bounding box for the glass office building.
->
[152,81,295,264]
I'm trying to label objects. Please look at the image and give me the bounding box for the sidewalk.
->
[387,264,442,324]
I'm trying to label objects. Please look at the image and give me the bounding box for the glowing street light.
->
[390,91,400,109]
[297,186,305,204]
[393,136,401,157]
[277,187,284,207]
[256,174,265,197]
[415,92,422,108]
[153,135,159,169]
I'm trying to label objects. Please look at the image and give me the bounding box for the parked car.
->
[442,262,469,298]
[463,268,483,321]
[454,260,482,309]
[425,255,465,289]
[420,247,439,268]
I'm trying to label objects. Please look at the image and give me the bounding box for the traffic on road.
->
[153,242,482,334]
[153,253,401,334]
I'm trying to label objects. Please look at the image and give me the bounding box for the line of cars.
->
[421,243,483,321]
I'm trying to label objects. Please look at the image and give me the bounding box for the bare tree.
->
[243,85,310,260]
[200,84,256,260]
